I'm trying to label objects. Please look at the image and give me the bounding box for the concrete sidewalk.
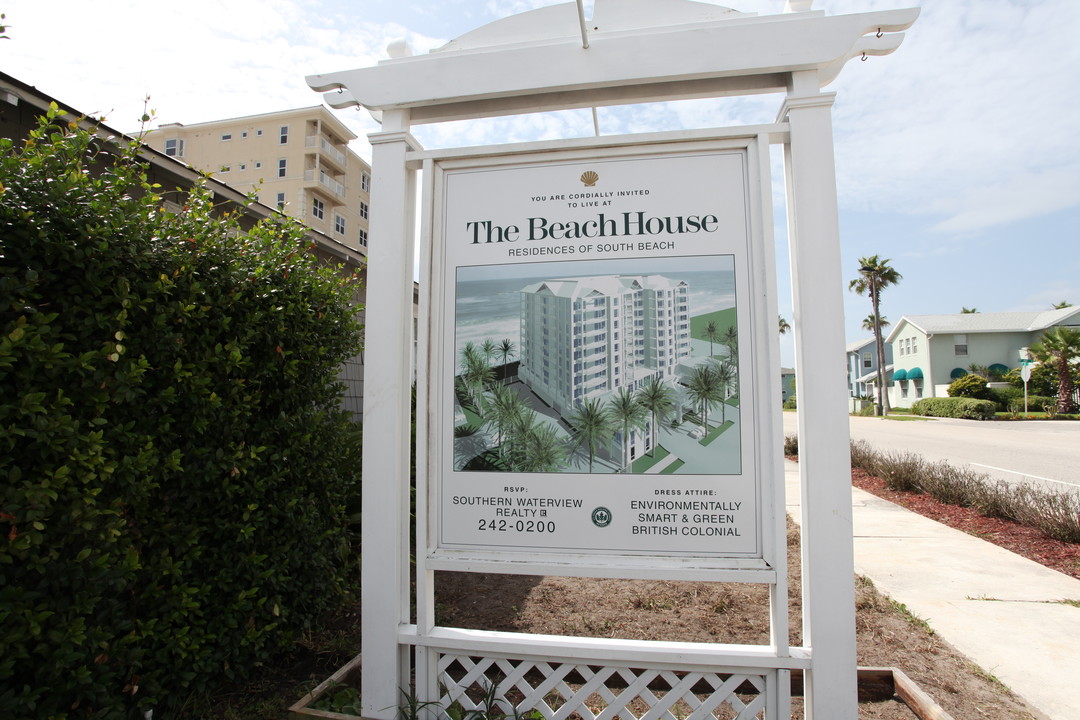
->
[785,461,1080,720]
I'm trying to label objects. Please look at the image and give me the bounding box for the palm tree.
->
[778,315,791,335]
[498,338,516,381]
[722,325,738,365]
[1029,327,1080,414]
[849,255,902,416]
[861,314,890,333]
[608,387,648,472]
[703,320,721,357]
[684,364,724,433]
[1052,301,1073,309]
[567,397,615,472]
[637,376,675,458]
[961,307,978,313]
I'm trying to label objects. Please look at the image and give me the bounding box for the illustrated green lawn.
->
[660,458,685,474]
[631,445,670,473]
[701,420,734,446]
[690,307,737,342]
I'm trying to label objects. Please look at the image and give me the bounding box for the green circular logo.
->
[591,507,612,528]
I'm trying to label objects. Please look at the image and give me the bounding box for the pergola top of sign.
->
[306,0,918,126]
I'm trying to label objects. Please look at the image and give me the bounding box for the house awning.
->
[892,369,908,381]
[989,363,1009,375]
[907,367,924,380]
[950,367,968,379]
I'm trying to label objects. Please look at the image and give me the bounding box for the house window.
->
[239,163,246,170]
[255,162,261,169]
[334,215,346,234]
[358,229,368,247]
[359,201,369,220]
[164,138,184,157]
[276,192,286,210]
[361,173,371,192]
[257,129,263,136]
[312,197,325,220]
[862,351,872,369]
[278,159,287,178]
[954,334,968,357]
[221,133,232,141]
[279,125,289,144]
[912,338,918,354]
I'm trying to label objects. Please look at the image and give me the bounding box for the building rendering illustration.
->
[518,274,692,416]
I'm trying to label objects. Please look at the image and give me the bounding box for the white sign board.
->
[426,142,777,564]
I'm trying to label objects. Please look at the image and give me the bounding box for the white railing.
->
[303,169,345,198]
[305,135,348,166]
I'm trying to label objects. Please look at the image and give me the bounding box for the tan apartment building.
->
[144,106,372,256]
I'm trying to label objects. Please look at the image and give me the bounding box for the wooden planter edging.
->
[290,657,955,720]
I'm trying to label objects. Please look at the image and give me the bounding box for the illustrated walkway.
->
[785,460,1080,720]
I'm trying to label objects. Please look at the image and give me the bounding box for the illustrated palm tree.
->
[778,315,791,335]
[498,338,516,381]
[517,424,568,472]
[487,383,524,460]
[703,320,721,357]
[460,347,495,412]
[567,396,615,472]
[481,338,498,371]
[849,255,902,416]
[1030,326,1080,414]
[608,387,648,472]
[722,325,738,364]
[710,360,737,423]
[637,376,676,458]
[685,364,723,433]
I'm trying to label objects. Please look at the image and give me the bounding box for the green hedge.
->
[910,397,996,420]
[1,110,363,717]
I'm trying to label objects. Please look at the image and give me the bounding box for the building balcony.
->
[304,169,346,199]
[305,134,348,172]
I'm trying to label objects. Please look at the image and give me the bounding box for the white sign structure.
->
[309,3,918,720]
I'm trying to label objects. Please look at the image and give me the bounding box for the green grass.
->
[880,415,933,422]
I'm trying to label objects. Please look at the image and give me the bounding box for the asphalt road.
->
[781,411,1080,493]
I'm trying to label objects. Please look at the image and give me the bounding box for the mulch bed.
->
[851,468,1080,580]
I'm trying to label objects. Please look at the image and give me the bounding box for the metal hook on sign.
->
[861,51,868,62]
[876,28,883,38]
[337,87,344,94]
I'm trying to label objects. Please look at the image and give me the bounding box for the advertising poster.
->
[434,147,764,558]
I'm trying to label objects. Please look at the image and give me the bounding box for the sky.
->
[3,0,1079,366]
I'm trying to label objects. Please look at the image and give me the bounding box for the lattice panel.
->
[436,653,769,720]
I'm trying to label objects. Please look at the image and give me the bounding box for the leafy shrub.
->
[1,109,363,717]
[947,374,992,400]
[987,385,1022,410]
[783,395,797,410]
[911,397,996,420]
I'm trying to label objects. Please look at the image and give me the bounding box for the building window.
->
[276,192,286,210]
[239,163,246,170]
[255,161,261,168]
[164,138,184,157]
[278,159,287,178]
[312,197,325,220]
[862,351,872,369]
[359,201,369,220]
[361,173,371,192]
[334,215,346,234]
[221,133,232,141]
[220,165,231,173]
[954,334,968,357]
[279,125,289,144]
[359,229,368,247]
[257,129,263,136]
[912,338,918,354]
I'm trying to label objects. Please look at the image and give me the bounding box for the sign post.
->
[310,4,918,719]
